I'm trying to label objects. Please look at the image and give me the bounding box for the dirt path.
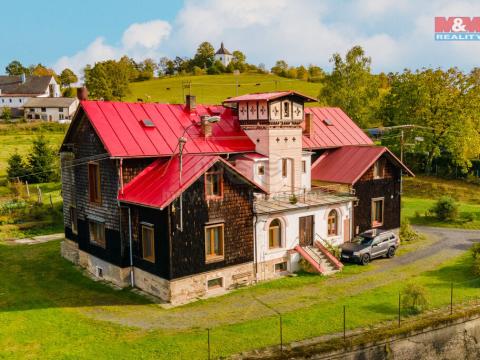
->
[79,227,480,331]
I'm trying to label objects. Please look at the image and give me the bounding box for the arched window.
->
[327,210,338,236]
[269,219,282,249]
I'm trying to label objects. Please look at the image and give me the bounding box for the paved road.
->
[399,226,480,265]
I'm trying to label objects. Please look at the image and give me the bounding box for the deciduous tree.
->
[321,46,379,128]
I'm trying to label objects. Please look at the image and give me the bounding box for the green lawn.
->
[402,175,480,229]
[1,239,479,359]
[127,73,323,106]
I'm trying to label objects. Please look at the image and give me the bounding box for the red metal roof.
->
[239,153,268,161]
[223,91,317,103]
[79,100,256,157]
[311,145,414,185]
[118,154,265,209]
[302,108,373,149]
[71,100,372,158]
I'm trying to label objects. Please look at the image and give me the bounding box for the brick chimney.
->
[77,86,88,101]
[186,95,196,112]
[304,112,314,137]
[201,116,213,137]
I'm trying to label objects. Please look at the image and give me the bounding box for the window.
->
[257,164,265,175]
[275,262,287,272]
[141,224,155,262]
[373,158,386,179]
[88,163,101,203]
[282,159,288,178]
[207,277,223,289]
[59,114,64,120]
[205,171,223,199]
[29,108,34,112]
[89,221,105,248]
[302,160,307,173]
[372,198,384,227]
[41,107,46,112]
[59,107,64,112]
[283,102,290,117]
[19,99,22,103]
[269,219,282,249]
[205,224,224,261]
[327,210,338,236]
[70,207,78,235]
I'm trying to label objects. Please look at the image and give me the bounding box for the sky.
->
[2,0,480,77]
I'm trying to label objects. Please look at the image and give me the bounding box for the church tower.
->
[224,91,316,194]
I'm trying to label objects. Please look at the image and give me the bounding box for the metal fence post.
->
[398,292,401,327]
[450,282,453,315]
[279,314,283,353]
[207,328,211,360]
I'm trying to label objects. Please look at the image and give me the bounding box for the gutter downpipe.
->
[128,206,134,287]
[253,213,258,282]
[118,204,135,287]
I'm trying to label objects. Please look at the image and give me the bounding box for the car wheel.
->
[361,254,370,265]
[387,247,396,258]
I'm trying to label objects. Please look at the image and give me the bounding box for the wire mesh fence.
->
[190,276,480,359]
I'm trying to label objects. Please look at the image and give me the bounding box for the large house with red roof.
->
[60,90,412,304]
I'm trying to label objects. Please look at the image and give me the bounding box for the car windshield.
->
[353,235,374,245]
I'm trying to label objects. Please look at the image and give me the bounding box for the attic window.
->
[140,119,155,128]
[323,118,333,126]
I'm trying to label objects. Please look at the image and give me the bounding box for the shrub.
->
[430,196,459,221]
[1,107,12,121]
[399,219,421,242]
[473,257,480,276]
[462,212,475,222]
[471,243,480,259]
[402,283,428,314]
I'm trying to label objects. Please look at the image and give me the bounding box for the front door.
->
[343,218,350,242]
[299,215,314,246]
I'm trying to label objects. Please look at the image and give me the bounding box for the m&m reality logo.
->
[435,17,480,40]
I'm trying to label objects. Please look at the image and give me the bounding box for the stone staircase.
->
[304,245,340,275]
[294,242,342,276]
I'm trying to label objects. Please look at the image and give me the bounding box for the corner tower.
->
[224,91,316,194]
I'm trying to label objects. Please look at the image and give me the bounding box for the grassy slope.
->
[1,240,479,359]
[126,74,322,106]
[403,176,480,229]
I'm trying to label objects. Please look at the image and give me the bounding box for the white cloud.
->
[53,20,171,76]
[53,0,480,75]
[122,20,171,50]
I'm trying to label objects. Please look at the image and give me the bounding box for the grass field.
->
[403,176,480,229]
[1,239,479,359]
[126,73,323,106]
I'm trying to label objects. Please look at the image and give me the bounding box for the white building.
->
[214,42,233,67]
[24,97,79,123]
[226,92,354,280]
[0,75,60,117]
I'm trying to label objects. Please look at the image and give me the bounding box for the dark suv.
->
[340,230,400,265]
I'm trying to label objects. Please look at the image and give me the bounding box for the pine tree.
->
[6,151,27,181]
[26,135,57,183]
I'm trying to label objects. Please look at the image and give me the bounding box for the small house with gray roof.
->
[0,75,60,117]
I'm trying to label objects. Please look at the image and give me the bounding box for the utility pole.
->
[400,130,404,163]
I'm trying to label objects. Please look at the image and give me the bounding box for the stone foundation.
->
[61,239,80,264]
[60,240,255,304]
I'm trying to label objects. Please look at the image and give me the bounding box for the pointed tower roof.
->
[215,42,232,55]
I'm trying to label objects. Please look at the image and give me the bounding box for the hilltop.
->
[126,73,322,106]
